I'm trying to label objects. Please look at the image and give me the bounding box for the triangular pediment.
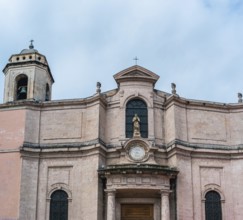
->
[113,65,160,85]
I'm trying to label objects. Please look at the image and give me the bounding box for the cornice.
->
[167,138,243,151]
[165,139,243,160]
[164,94,243,112]
[0,93,108,110]
[98,163,178,176]
[3,60,54,83]
[22,138,106,149]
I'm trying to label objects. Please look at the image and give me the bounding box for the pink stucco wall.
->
[0,109,25,219]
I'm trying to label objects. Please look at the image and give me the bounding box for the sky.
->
[1,0,243,104]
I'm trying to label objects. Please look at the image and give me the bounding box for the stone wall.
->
[33,149,102,220]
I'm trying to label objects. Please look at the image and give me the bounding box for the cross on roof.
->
[133,56,139,65]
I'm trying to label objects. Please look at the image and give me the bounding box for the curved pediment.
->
[113,65,160,85]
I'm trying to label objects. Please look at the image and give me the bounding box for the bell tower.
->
[2,41,54,103]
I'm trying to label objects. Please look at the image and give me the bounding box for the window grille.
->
[205,191,222,220]
[126,99,148,138]
[50,190,68,220]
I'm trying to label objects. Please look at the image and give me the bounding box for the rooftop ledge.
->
[98,164,178,176]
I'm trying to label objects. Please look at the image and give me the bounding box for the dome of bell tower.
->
[20,40,39,54]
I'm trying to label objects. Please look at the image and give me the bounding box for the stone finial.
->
[238,93,242,103]
[96,82,101,93]
[171,83,176,95]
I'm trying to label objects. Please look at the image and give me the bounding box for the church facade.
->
[1,44,243,220]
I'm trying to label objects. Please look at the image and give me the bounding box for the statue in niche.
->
[133,114,141,137]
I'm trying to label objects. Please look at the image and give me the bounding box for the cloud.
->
[1,0,243,103]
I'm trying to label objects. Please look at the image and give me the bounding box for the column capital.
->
[160,189,172,196]
[105,189,116,195]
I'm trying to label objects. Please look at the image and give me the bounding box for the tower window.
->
[50,190,68,220]
[205,191,222,220]
[126,99,148,138]
[16,74,28,100]
[45,83,50,101]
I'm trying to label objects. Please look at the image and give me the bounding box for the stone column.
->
[105,189,116,220]
[161,190,171,220]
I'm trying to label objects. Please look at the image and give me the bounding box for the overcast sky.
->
[1,0,243,104]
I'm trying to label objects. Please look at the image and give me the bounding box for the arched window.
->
[50,190,68,220]
[126,99,148,138]
[205,191,222,220]
[16,74,28,100]
[45,83,50,101]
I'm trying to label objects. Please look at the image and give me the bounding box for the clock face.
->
[129,145,146,161]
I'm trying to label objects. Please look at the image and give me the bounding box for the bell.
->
[19,86,27,94]
[17,86,27,100]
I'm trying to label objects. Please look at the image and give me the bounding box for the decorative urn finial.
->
[96,82,101,93]
[171,83,176,95]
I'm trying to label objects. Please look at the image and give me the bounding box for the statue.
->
[133,114,141,137]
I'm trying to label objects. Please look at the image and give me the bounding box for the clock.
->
[129,145,146,161]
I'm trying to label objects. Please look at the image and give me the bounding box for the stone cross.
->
[133,56,139,65]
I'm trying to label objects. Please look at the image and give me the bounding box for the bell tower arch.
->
[2,41,54,102]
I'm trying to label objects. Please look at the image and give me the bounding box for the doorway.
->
[121,204,153,220]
